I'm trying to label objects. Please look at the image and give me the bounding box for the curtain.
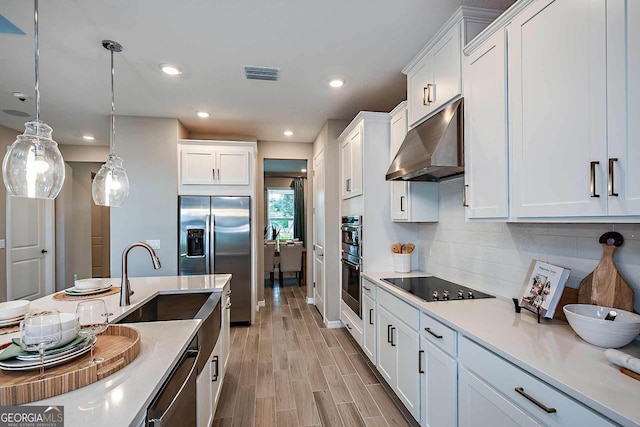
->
[291,177,305,245]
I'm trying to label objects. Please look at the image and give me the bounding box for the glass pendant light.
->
[2,0,65,199]
[92,40,129,207]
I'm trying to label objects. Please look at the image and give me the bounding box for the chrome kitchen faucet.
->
[120,242,162,306]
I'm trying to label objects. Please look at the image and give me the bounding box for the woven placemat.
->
[0,325,20,336]
[53,287,120,301]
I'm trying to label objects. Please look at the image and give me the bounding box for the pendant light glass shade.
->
[92,40,129,207]
[2,0,65,199]
[91,153,129,207]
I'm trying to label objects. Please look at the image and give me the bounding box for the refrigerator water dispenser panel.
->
[187,229,205,257]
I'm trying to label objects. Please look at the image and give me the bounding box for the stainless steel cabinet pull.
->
[390,327,396,346]
[463,184,469,207]
[212,356,219,382]
[515,387,556,414]
[418,350,425,374]
[608,158,619,197]
[400,196,405,212]
[425,327,443,339]
[217,168,220,181]
[590,161,600,197]
[387,324,392,343]
[212,168,216,180]
[369,309,373,325]
[363,285,371,291]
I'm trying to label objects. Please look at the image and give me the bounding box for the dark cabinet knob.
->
[41,249,48,254]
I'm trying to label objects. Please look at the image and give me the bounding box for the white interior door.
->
[7,196,55,301]
[313,150,325,317]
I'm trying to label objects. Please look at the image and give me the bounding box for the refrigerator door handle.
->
[209,214,215,274]
[205,214,211,275]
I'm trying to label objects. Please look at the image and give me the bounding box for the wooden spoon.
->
[406,243,415,254]
[391,243,401,254]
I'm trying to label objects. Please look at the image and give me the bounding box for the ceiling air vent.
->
[243,66,280,81]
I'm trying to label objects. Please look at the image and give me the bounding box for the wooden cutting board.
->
[578,232,634,311]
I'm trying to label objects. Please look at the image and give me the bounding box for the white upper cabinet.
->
[341,125,363,200]
[508,0,608,218]
[389,102,439,222]
[606,0,640,216]
[404,8,501,128]
[463,29,509,219]
[178,140,255,195]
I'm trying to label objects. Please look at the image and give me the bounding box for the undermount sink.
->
[114,292,215,323]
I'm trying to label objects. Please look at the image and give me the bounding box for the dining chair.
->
[278,241,303,287]
[264,242,277,287]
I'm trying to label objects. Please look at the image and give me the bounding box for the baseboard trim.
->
[325,320,343,329]
[306,297,314,304]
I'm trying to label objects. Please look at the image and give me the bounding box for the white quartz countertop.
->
[3,274,232,427]
[363,271,640,427]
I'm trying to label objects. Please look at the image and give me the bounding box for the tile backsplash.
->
[418,177,640,312]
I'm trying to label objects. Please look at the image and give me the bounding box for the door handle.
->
[425,327,443,339]
[608,158,619,197]
[463,184,469,208]
[590,161,600,197]
[423,84,433,105]
[211,355,219,382]
[390,327,396,346]
[418,350,425,374]
[400,196,405,212]
[369,309,373,325]
[212,168,216,181]
[387,324,392,344]
[514,387,557,414]
[41,249,48,254]
[217,168,220,181]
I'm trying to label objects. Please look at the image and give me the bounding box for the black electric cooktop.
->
[381,276,494,302]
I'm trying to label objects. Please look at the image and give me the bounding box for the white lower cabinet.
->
[196,343,215,427]
[459,367,542,427]
[362,292,376,364]
[420,336,457,427]
[376,305,420,421]
[341,301,363,346]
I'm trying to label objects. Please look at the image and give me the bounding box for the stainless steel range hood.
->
[386,98,463,182]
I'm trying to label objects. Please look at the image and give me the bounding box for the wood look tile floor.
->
[214,285,416,427]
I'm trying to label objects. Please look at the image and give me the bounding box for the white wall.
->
[110,117,180,278]
[257,140,314,301]
[0,126,19,301]
[418,177,640,312]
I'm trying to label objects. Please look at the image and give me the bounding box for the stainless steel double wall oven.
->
[341,215,362,318]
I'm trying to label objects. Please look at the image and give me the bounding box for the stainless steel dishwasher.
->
[146,334,198,426]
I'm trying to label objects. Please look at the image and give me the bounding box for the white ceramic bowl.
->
[0,300,30,320]
[563,304,640,348]
[23,312,80,347]
[74,278,104,290]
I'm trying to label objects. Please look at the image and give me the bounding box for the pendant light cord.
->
[110,46,116,156]
[33,0,40,123]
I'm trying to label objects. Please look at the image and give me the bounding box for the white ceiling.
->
[0,0,514,145]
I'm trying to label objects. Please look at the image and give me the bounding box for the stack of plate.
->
[0,314,25,328]
[0,337,94,371]
[0,300,30,328]
[65,279,112,297]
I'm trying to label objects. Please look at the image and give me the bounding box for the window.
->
[267,188,295,240]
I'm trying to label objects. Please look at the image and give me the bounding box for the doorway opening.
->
[90,173,110,278]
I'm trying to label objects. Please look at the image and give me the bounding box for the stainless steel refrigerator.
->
[178,196,252,325]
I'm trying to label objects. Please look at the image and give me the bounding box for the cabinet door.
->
[222,286,231,369]
[394,318,420,420]
[430,23,461,112]
[421,337,457,427]
[182,148,217,185]
[508,0,608,218]
[362,293,376,364]
[376,305,396,387]
[216,150,250,185]
[211,339,223,416]
[390,106,409,221]
[349,127,363,198]
[464,30,509,219]
[607,0,640,215]
[196,355,213,427]
[459,367,542,427]
[408,57,433,126]
[341,139,352,199]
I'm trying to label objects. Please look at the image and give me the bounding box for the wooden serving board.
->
[578,232,634,312]
[0,324,140,405]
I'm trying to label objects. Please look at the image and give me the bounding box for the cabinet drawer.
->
[377,287,418,330]
[362,278,376,300]
[459,337,615,427]
[420,312,456,356]
[341,302,363,346]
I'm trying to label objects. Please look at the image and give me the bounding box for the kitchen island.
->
[4,274,231,427]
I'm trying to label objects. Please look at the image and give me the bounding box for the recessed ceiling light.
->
[301,168,307,173]
[82,135,95,141]
[283,130,293,137]
[329,78,345,88]
[160,64,182,75]
[196,111,210,118]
